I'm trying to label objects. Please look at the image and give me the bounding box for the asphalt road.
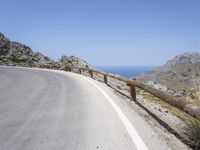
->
[0,67,140,150]
[0,67,185,150]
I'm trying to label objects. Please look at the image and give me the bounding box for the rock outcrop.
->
[58,55,90,68]
[0,33,91,69]
[0,33,53,66]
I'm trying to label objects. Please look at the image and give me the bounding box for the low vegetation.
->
[184,119,200,149]
[140,90,200,149]
[11,58,23,64]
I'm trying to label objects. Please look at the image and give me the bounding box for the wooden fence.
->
[40,64,200,120]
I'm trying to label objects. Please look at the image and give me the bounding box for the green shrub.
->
[11,58,22,64]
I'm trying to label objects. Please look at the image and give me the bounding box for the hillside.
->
[0,33,90,68]
[0,33,54,66]
[137,52,200,96]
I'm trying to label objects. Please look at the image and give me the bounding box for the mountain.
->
[137,52,200,94]
[0,33,90,68]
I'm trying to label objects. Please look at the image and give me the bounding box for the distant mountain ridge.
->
[137,52,200,93]
[0,33,90,68]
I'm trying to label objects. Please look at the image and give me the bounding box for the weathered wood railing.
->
[39,64,200,120]
[80,67,200,120]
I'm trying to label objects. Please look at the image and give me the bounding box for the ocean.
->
[95,66,155,78]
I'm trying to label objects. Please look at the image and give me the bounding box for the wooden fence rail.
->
[79,67,200,120]
[39,64,200,120]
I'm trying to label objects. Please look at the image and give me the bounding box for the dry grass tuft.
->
[184,119,200,149]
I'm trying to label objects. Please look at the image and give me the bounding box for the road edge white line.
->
[80,76,149,150]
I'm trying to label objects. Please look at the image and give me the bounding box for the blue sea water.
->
[95,66,155,78]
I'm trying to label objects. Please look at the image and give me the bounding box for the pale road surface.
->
[0,67,185,150]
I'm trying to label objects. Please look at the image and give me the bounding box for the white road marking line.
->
[80,76,149,150]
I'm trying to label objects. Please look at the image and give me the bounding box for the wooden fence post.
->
[89,70,93,78]
[127,83,136,101]
[130,78,137,101]
[104,74,107,84]
[127,78,137,101]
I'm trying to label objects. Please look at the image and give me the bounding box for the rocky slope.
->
[0,33,54,66]
[0,33,90,68]
[58,55,91,68]
[137,52,200,96]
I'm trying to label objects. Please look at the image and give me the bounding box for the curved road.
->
[0,67,139,150]
[0,67,185,150]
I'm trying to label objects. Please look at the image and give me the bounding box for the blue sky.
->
[1,0,200,66]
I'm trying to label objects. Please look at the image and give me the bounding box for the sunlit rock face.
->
[0,33,91,69]
[0,33,53,66]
